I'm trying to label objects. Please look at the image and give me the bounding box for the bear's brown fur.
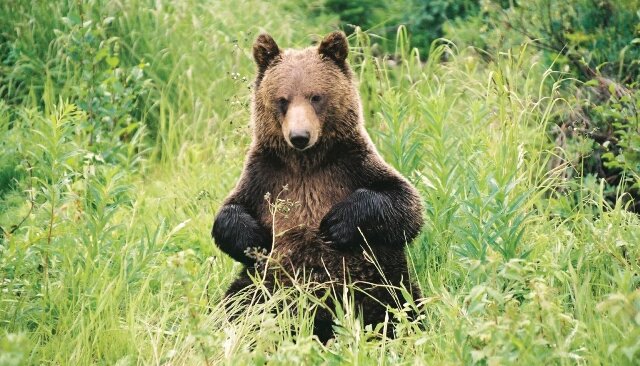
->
[212,31,424,342]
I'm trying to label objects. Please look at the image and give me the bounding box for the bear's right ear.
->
[253,33,281,74]
[318,31,349,65]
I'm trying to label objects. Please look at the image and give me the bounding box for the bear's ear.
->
[318,31,349,64]
[253,33,281,73]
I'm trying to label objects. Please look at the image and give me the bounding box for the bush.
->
[322,0,481,56]
[0,0,153,166]
[444,0,640,212]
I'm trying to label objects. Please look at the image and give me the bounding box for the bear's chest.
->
[257,168,353,234]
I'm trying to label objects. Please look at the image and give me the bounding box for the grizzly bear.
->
[212,31,424,342]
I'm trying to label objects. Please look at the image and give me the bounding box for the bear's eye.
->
[277,98,289,114]
[310,94,322,103]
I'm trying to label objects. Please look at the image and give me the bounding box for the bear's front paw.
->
[319,203,360,248]
[212,204,271,264]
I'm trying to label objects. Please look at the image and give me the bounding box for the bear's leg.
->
[271,226,344,342]
[223,267,264,319]
[313,319,336,344]
[224,268,254,299]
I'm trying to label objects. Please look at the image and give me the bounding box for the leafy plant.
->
[0,1,639,364]
[443,0,640,212]
[322,0,481,56]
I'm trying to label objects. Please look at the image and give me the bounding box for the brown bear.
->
[212,31,424,342]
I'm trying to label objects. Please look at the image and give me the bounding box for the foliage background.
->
[0,0,639,364]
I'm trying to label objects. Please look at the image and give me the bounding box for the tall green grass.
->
[0,1,638,365]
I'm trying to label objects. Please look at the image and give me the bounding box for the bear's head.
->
[250,31,363,156]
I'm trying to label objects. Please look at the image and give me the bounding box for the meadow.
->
[0,0,639,365]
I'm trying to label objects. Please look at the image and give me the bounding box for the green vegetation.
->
[322,0,480,57]
[0,0,638,364]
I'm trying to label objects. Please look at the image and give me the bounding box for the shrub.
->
[322,0,481,56]
[445,0,640,212]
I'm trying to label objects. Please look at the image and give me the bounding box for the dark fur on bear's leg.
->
[268,226,420,342]
[222,267,256,321]
[313,319,335,344]
[224,268,254,299]
[212,204,271,265]
[220,226,422,343]
[222,255,338,343]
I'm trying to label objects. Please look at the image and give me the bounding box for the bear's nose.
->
[289,131,310,150]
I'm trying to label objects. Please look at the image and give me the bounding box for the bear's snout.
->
[282,101,320,151]
[289,130,310,150]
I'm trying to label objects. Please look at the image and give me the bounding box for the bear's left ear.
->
[253,33,281,74]
[318,31,349,64]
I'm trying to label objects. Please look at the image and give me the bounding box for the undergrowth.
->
[0,0,638,365]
